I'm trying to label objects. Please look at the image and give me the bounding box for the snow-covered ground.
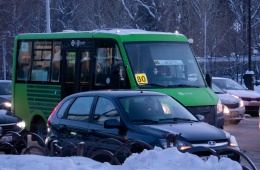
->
[254,85,260,93]
[0,147,242,170]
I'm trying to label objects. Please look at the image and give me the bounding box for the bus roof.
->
[15,29,189,42]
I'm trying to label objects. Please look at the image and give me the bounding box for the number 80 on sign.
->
[135,73,148,85]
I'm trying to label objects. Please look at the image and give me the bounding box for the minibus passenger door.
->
[78,50,92,92]
[62,50,77,98]
[62,49,93,98]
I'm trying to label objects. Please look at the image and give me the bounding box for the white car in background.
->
[212,83,245,124]
[213,77,260,117]
[0,80,12,110]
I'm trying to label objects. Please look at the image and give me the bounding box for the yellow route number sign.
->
[135,73,148,85]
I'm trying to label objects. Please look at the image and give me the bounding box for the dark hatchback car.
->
[0,109,26,154]
[46,90,240,162]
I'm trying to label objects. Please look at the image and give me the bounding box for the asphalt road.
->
[224,116,260,170]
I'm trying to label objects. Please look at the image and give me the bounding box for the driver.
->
[143,97,160,115]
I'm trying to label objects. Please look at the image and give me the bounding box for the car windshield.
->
[118,95,198,124]
[213,78,245,90]
[212,83,225,94]
[124,42,205,88]
[0,81,11,95]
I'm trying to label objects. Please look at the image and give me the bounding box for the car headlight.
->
[223,131,239,148]
[239,99,244,108]
[229,135,239,147]
[231,95,244,108]
[3,102,11,108]
[222,105,230,115]
[16,120,26,129]
[159,139,192,150]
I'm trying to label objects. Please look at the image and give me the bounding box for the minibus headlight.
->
[217,99,229,115]
[217,99,223,113]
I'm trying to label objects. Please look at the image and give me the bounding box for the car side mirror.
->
[104,119,120,129]
[196,114,205,122]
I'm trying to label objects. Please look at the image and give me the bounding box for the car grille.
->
[241,97,260,101]
[191,139,228,147]
[0,123,16,133]
[225,103,239,109]
[186,106,215,126]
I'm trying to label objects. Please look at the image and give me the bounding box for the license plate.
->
[201,155,227,161]
[0,135,13,142]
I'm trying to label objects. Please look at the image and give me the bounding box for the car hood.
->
[216,93,240,105]
[0,95,11,101]
[0,110,18,124]
[227,90,260,99]
[139,122,228,141]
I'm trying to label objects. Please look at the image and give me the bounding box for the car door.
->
[57,96,94,146]
[87,97,124,151]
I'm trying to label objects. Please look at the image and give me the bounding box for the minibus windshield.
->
[124,42,205,88]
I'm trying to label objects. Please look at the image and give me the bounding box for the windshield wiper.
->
[144,83,166,87]
[214,92,224,94]
[159,117,199,122]
[168,84,200,88]
[132,119,159,123]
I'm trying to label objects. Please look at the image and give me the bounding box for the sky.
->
[0,147,243,170]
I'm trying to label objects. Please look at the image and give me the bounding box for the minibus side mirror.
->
[205,73,212,88]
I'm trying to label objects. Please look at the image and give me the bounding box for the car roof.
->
[212,77,227,80]
[0,80,11,83]
[66,90,166,99]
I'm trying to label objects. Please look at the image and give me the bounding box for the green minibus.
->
[12,29,223,139]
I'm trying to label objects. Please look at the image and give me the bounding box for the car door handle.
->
[89,129,96,134]
[57,124,67,130]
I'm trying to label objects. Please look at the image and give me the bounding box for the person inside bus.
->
[51,61,60,81]
[157,66,171,76]
[17,63,30,81]
[80,51,90,82]
[110,64,121,89]
[51,47,62,81]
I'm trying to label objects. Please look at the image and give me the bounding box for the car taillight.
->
[47,102,61,126]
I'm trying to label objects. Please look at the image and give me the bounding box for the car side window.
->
[67,97,94,121]
[93,97,119,125]
[57,98,74,118]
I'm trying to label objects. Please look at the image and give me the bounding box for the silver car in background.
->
[213,77,260,117]
[212,83,245,124]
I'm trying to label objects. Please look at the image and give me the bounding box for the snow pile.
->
[0,147,242,170]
